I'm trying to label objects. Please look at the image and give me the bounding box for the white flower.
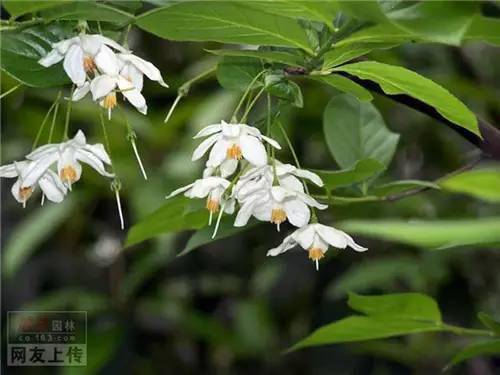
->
[0,160,67,207]
[192,121,281,171]
[23,130,114,190]
[38,34,128,86]
[234,185,327,231]
[72,46,147,119]
[267,223,367,270]
[166,176,235,220]
[117,53,168,90]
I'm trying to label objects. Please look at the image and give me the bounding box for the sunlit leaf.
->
[323,94,399,168]
[40,1,135,23]
[439,168,500,203]
[333,61,479,135]
[216,56,264,91]
[2,0,64,17]
[372,180,439,197]
[310,74,373,102]
[322,43,398,70]
[208,49,306,67]
[315,159,385,191]
[465,15,500,46]
[446,340,500,369]
[478,312,500,335]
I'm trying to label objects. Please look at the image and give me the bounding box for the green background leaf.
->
[315,159,385,191]
[439,168,500,203]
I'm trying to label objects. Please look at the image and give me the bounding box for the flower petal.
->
[53,37,77,54]
[72,82,90,101]
[166,182,195,199]
[293,225,315,249]
[25,144,58,160]
[96,35,129,53]
[284,199,310,227]
[21,154,59,188]
[266,233,297,256]
[240,135,267,166]
[278,175,304,193]
[0,162,23,178]
[206,139,229,167]
[234,194,262,227]
[79,34,103,56]
[119,53,168,87]
[261,134,281,149]
[57,148,82,182]
[188,177,229,198]
[219,158,238,177]
[221,122,241,138]
[94,44,120,76]
[84,143,111,164]
[316,224,368,252]
[118,76,147,113]
[38,49,64,67]
[75,149,114,178]
[298,192,328,210]
[294,168,324,187]
[193,124,222,139]
[63,44,86,86]
[120,63,143,91]
[38,170,66,203]
[11,178,25,203]
[90,74,117,100]
[192,133,220,161]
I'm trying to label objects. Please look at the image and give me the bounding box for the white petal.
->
[284,199,310,227]
[252,198,273,222]
[261,135,281,149]
[270,185,293,203]
[294,168,324,187]
[266,233,297,256]
[84,143,111,164]
[193,124,223,139]
[25,144,58,160]
[96,35,129,53]
[188,177,229,198]
[38,49,64,67]
[63,44,86,86]
[192,134,220,161]
[298,192,328,210]
[316,224,368,252]
[221,122,241,138]
[239,135,267,166]
[224,198,236,214]
[75,149,114,178]
[57,148,82,182]
[0,162,22,178]
[293,225,316,250]
[206,139,229,167]
[219,158,238,177]
[53,37,77,54]
[279,175,304,193]
[21,154,59,188]
[38,171,66,203]
[72,129,87,145]
[119,53,167,87]
[72,82,90,101]
[166,182,195,199]
[120,63,143,91]
[90,75,117,100]
[118,76,146,111]
[94,44,120,76]
[79,35,103,56]
[234,194,262,227]
[11,178,25,203]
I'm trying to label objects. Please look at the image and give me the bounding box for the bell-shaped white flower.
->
[72,46,147,119]
[118,53,168,90]
[0,160,67,207]
[192,121,281,170]
[234,185,327,231]
[38,34,128,86]
[23,130,114,190]
[166,176,235,223]
[267,223,367,270]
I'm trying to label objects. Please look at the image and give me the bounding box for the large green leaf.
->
[136,1,314,53]
[478,312,500,335]
[372,180,439,197]
[3,197,77,278]
[322,43,397,70]
[290,293,443,351]
[216,56,264,91]
[323,94,399,169]
[208,49,306,68]
[446,340,500,369]
[0,23,73,87]
[334,61,479,135]
[310,75,373,102]
[246,0,339,28]
[338,0,388,23]
[126,197,208,247]
[439,168,500,203]
[465,15,500,46]
[39,2,135,23]
[339,217,500,249]
[315,159,385,190]
[264,74,303,107]
[2,0,64,17]
[335,23,415,47]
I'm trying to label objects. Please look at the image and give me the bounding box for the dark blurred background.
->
[2,12,500,375]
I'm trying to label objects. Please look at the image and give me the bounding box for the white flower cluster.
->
[166,121,367,269]
[39,33,167,119]
[0,130,113,207]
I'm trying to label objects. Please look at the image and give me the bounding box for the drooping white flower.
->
[192,121,281,171]
[0,160,67,207]
[71,46,147,119]
[267,223,367,270]
[23,130,114,190]
[166,176,235,223]
[38,34,128,86]
[117,53,168,89]
[234,185,327,231]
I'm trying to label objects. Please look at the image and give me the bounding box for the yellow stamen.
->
[226,144,242,160]
[308,247,325,262]
[271,208,287,225]
[19,186,33,202]
[206,197,220,213]
[102,92,117,110]
[60,166,78,184]
[83,55,96,72]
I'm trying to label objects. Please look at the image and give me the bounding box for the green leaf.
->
[3,198,77,278]
[323,94,399,169]
[2,0,64,17]
[0,23,73,87]
[136,1,314,53]
[40,2,135,23]
[446,340,500,369]
[439,168,500,203]
[372,180,439,197]
[335,23,415,47]
[311,74,373,102]
[385,1,478,45]
[208,49,305,67]
[322,43,398,70]
[465,16,500,46]
[339,217,500,249]
[338,0,388,23]
[333,61,479,135]
[246,0,339,28]
[478,312,500,335]
[315,159,385,190]
[178,218,257,257]
[348,293,441,321]
[125,197,208,247]
[216,56,264,91]
[264,74,303,107]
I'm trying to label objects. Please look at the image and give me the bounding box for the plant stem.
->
[240,86,266,123]
[231,70,266,121]
[48,93,62,143]
[441,323,495,338]
[32,91,61,149]
[63,86,75,140]
[0,83,22,99]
